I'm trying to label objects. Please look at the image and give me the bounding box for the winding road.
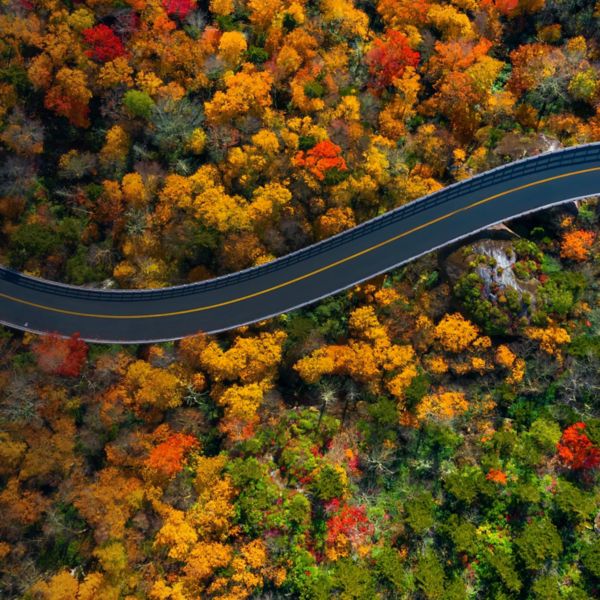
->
[2,143,600,344]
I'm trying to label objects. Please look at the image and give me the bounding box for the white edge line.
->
[3,143,600,296]
[1,194,593,345]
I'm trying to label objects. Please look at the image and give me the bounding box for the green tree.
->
[581,539,600,579]
[484,549,522,594]
[123,90,155,119]
[515,518,562,571]
[333,559,376,599]
[415,549,445,600]
[310,464,347,502]
[531,574,561,600]
[405,491,436,536]
[444,515,478,556]
[9,222,61,267]
[374,546,409,594]
[554,480,596,522]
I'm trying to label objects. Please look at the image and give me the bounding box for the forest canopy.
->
[2,0,600,287]
[1,0,600,599]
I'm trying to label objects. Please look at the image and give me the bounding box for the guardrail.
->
[3,143,600,303]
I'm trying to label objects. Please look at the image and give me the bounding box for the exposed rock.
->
[493,132,561,162]
[446,239,539,305]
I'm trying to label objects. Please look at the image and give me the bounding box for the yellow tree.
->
[218,31,247,68]
[121,172,149,207]
[200,331,286,384]
[122,360,185,412]
[43,67,92,128]
[99,125,129,172]
[154,507,199,561]
[295,304,417,401]
[72,467,144,543]
[205,64,273,124]
[434,313,480,353]
[525,324,571,360]
[183,542,232,583]
[191,455,237,541]
[216,382,266,441]
[414,390,469,424]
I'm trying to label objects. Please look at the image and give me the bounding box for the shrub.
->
[539,278,575,316]
[560,230,595,262]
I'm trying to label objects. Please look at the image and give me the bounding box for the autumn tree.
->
[145,431,199,477]
[293,139,348,182]
[83,25,127,63]
[163,0,196,18]
[560,230,595,262]
[32,333,88,377]
[377,0,430,28]
[556,422,600,470]
[122,360,185,412]
[218,31,248,67]
[199,331,286,384]
[525,324,571,359]
[72,467,143,543]
[413,390,469,424]
[325,501,374,561]
[434,313,479,353]
[43,67,92,128]
[204,64,273,124]
[365,30,420,90]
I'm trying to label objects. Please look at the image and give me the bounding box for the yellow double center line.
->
[1,165,600,320]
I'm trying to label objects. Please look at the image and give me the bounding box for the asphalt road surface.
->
[2,143,600,343]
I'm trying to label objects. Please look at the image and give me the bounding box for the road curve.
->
[2,144,600,344]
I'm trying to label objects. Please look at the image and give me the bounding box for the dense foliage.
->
[1,197,600,598]
[1,0,600,598]
[2,0,600,288]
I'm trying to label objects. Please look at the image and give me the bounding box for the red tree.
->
[145,433,199,477]
[293,140,348,181]
[83,25,127,63]
[325,502,374,546]
[494,0,519,14]
[486,468,508,485]
[556,423,600,470]
[32,333,88,377]
[365,30,420,90]
[44,91,90,129]
[481,0,519,16]
[162,0,196,18]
